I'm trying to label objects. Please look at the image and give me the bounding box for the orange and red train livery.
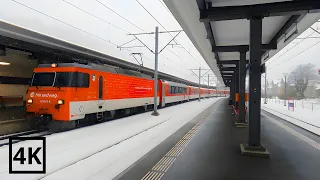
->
[26,63,228,131]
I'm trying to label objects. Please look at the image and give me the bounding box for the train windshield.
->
[31,72,89,87]
[31,72,56,86]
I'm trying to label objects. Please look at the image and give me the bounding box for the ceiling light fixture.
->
[0,62,10,65]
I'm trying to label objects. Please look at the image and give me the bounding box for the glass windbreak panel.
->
[31,72,55,86]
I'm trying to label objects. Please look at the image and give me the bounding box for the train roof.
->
[37,63,218,89]
[37,63,153,80]
[162,80,187,88]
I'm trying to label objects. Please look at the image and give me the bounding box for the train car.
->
[200,88,210,98]
[26,62,223,131]
[26,63,159,130]
[189,86,200,100]
[160,80,188,106]
[209,89,216,97]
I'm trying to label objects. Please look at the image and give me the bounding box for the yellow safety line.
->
[141,120,207,180]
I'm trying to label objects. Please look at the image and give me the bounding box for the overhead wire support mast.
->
[135,0,204,68]
[152,27,160,116]
[121,28,183,116]
[128,30,183,35]
[207,74,216,98]
[189,68,212,101]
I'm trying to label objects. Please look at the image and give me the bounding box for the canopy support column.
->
[234,66,239,108]
[240,16,269,157]
[235,51,248,127]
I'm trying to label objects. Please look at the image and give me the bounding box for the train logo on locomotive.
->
[32,93,58,98]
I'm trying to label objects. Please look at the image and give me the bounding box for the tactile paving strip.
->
[141,120,207,180]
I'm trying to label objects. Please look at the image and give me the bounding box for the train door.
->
[161,83,166,107]
[98,76,104,109]
[187,87,190,101]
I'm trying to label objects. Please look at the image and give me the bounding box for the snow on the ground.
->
[262,100,320,136]
[0,98,221,180]
[266,98,320,110]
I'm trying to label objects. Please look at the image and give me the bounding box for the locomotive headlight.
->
[57,99,64,105]
[27,99,33,104]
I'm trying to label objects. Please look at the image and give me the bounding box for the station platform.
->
[118,98,320,180]
[0,106,25,121]
[0,106,28,136]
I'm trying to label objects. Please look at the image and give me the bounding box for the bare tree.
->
[288,63,316,99]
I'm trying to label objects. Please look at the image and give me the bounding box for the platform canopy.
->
[164,0,320,86]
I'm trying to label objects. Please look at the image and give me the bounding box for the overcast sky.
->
[0,0,319,86]
[0,0,212,85]
[266,24,320,83]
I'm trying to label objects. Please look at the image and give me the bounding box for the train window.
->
[76,73,89,88]
[54,72,73,87]
[31,72,55,86]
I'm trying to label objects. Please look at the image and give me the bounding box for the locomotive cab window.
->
[31,72,89,88]
[74,72,89,88]
[31,72,55,86]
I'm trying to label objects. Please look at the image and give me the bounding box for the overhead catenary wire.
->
[94,0,196,69]
[268,39,320,71]
[62,0,130,33]
[136,0,204,66]
[71,0,195,75]
[158,0,172,14]
[12,0,197,82]
[142,55,192,77]
[267,29,317,68]
[10,0,168,67]
[135,0,206,68]
[11,0,119,47]
[25,0,192,75]
[267,23,320,68]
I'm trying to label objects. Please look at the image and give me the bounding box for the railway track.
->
[0,130,52,147]
[0,118,25,125]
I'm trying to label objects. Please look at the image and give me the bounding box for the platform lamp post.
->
[283,73,288,106]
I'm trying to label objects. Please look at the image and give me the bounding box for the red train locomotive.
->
[26,63,225,131]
